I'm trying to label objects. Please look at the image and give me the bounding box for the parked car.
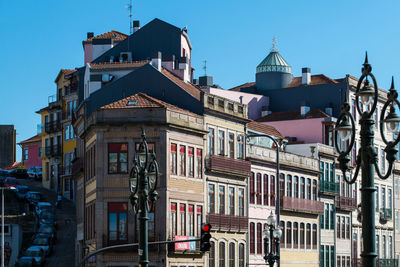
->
[3,177,18,188]
[37,225,56,243]
[8,168,28,179]
[31,236,52,256]
[38,211,56,228]
[35,202,54,216]
[27,167,42,180]
[15,257,38,267]
[33,233,54,247]
[15,185,30,200]
[21,246,45,266]
[26,191,42,206]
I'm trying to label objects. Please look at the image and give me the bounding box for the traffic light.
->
[200,223,212,252]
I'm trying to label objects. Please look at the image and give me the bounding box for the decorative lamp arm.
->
[340,150,361,184]
[373,142,398,180]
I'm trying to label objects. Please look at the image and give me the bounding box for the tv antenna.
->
[202,60,207,76]
[271,36,278,52]
[126,0,133,34]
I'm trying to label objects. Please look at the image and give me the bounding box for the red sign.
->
[174,236,190,250]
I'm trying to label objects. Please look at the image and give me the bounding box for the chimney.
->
[151,51,162,71]
[302,67,311,85]
[133,20,140,33]
[162,55,175,70]
[178,57,188,70]
[87,32,94,39]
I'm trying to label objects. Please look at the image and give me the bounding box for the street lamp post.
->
[263,212,282,266]
[129,128,159,267]
[1,186,15,267]
[335,53,400,267]
[245,133,281,266]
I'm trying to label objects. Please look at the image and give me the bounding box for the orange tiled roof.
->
[229,82,256,91]
[161,68,201,100]
[89,61,149,70]
[84,30,128,42]
[256,108,330,122]
[61,69,76,76]
[247,121,284,139]
[285,74,339,88]
[18,134,41,145]
[100,92,196,115]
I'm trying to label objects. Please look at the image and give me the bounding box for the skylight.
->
[127,100,138,106]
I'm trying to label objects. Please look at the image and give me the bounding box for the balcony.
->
[335,196,357,211]
[45,146,51,157]
[45,145,62,157]
[380,208,392,221]
[319,181,340,195]
[48,94,62,109]
[280,196,324,215]
[206,155,251,178]
[207,213,248,233]
[352,259,399,267]
[61,165,72,176]
[44,120,62,134]
[72,157,84,176]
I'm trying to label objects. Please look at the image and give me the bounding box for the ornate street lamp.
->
[263,212,282,266]
[335,53,400,267]
[129,128,159,267]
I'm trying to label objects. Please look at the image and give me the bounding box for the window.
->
[171,203,177,237]
[279,174,285,200]
[330,204,334,230]
[218,130,225,156]
[108,143,128,174]
[188,205,194,236]
[219,242,226,267]
[23,149,29,160]
[346,217,350,239]
[300,223,305,248]
[196,148,202,178]
[208,184,215,213]
[306,223,311,249]
[293,222,299,248]
[381,148,385,172]
[341,217,345,239]
[306,178,311,200]
[208,128,215,155]
[312,224,317,249]
[294,176,299,198]
[337,216,340,238]
[256,173,262,205]
[382,187,386,209]
[38,147,42,157]
[320,245,325,267]
[376,186,379,211]
[270,175,276,206]
[188,147,194,177]
[228,133,234,158]
[228,187,235,215]
[300,177,305,199]
[229,243,235,267]
[280,221,285,248]
[239,243,245,267]
[389,189,392,210]
[210,241,215,267]
[250,222,255,254]
[389,236,393,258]
[237,135,244,159]
[197,206,202,237]
[170,144,177,175]
[250,172,255,204]
[180,204,186,235]
[218,99,224,108]
[238,188,244,216]
[383,235,387,258]
[257,223,262,254]
[287,222,292,248]
[179,145,186,176]
[108,203,128,242]
[376,235,380,258]
[325,204,329,229]
[263,174,269,205]
[219,186,225,215]
[312,180,317,200]
[330,246,335,267]
[287,175,292,197]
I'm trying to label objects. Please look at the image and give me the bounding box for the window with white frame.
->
[23,149,29,160]
[218,130,225,156]
[228,132,234,158]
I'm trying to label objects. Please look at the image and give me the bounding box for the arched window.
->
[286,222,292,248]
[294,176,299,198]
[263,174,269,206]
[250,172,255,204]
[239,243,245,267]
[257,173,262,205]
[229,243,235,267]
[300,223,305,249]
[287,175,292,198]
[300,177,305,199]
[219,242,226,267]
[280,221,285,249]
[306,178,311,200]
[312,180,317,200]
[257,223,262,254]
[250,222,255,254]
[209,241,215,267]
[279,174,285,198]
[293,222,298,248]
[312,224,317,249]
[270,175,276,206]
[306,223,311,249]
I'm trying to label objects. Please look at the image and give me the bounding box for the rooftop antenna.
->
[126,0,133,35]
[271,36,278,52]
[202,60,207,76]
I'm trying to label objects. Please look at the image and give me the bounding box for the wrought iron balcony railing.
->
[320,181,340,195]
[335,196,357,211]
[207,213,248,233]
[206,155,251,178]
[280,196,324,214]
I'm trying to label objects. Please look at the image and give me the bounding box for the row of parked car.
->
[0,167,42,181]
[12,185,57,266]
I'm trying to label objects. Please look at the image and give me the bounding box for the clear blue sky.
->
[1,0,399,161]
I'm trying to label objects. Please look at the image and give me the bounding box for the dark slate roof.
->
[247,121,283,139]
[256,108,330,122]
[161,68,201,100]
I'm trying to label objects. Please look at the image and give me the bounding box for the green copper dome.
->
[256,51,292,74]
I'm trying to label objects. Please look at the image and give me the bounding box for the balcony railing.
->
[45,145,62,157]
[380,208,392,221]
[72,157,84,176]
[44,120,62,133]
[319,181,340,195]
[207,213,248,233]
[62,165,72,176]
[335,196,357,211]
[206,155,251,177]
[352,259,399,267]
[280,196,324,214]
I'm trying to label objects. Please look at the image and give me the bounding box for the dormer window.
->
[120,52,132,62]
[208,97,214,106]
[218,100,224,109]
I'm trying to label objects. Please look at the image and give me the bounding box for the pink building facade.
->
[18,135,42,169]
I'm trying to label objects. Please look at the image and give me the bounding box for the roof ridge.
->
[90,60,150,66]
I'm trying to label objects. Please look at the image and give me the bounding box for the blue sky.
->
[1,0,399,161]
